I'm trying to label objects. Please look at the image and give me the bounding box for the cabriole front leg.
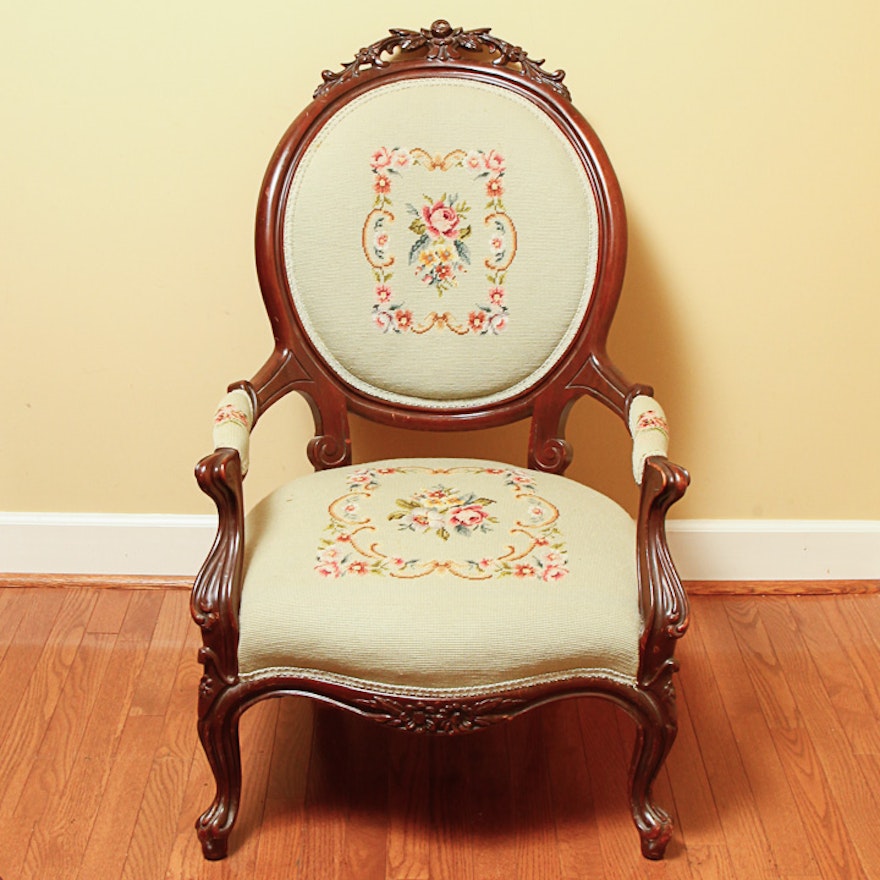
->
[628,694,677,859]
[196,687,243,860]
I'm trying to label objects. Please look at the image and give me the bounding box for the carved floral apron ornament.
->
[363,147,517,335]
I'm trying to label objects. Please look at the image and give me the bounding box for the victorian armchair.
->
[192,20,689,862]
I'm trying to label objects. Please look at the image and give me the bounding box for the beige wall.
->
[2,1,878,520]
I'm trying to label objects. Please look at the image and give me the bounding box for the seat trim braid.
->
[238,664,638,699]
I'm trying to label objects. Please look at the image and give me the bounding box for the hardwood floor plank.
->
[540,700,606,880]
[696,599,818,876]
[386,728,431,880]
[675,603,778,878]
[294,705,352,879]
[75,713,166,880]
[790,596,880,755]
[0,588,29,665]
[165,699,280,879]
[19,621,156,880]
[336,714,389,880]
[0,588,96,819]
[86,588,133,634]
[507,709,563,880]
[427,732,475,880]
[665,663,725,851]
[251,698,315,876]
[0,589,66,743]
[753,599,880,877]
[463,720,517,880]
[127,590,192,717]
[119,628,202,879]
[16,632,116,878]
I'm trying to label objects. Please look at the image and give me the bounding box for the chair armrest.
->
[628,395,670,485]
[212,388,255,476]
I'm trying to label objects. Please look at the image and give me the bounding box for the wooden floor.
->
[1,587,879,879]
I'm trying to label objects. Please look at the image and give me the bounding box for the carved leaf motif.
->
[315,20,569,101]
[355,694,525,733]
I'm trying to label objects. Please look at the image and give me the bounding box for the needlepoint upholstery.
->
[237,458,640,688]
[283,79,600,408]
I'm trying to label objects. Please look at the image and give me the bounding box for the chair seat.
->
[237,458,642,690]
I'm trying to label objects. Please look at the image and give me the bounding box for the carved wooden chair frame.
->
[192,20,689,862]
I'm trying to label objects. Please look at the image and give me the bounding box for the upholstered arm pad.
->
[628,395,670,485]
[212,389,254,476]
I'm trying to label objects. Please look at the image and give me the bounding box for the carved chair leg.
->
[629,698,677,860]
[196,691,242,860]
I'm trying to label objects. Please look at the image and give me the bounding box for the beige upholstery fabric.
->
[629,395,669,484]
[283,79,600,409]
[237,458,641,689]
[213,389,253,475]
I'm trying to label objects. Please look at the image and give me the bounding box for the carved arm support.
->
[191,388,255,713]
[635,454,689,690]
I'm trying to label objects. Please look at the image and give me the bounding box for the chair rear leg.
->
[629,699,676,859]
[196,691,242,860]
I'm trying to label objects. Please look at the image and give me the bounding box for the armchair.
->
[192,20,689,862]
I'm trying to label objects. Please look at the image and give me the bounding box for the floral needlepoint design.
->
[388,485,497,542]
[407,195,472,295]
[314,466,569,582]
[214,405,249,429]
[363,147,517,335]
[635,411,669,438]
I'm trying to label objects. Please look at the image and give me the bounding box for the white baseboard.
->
[0,513,877,582]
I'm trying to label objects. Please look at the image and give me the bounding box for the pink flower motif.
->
[478,557,494,569]
[371,147,394,169]
[348,471,373,485]
[465,151,483,171]
[491,237,503,251]
[484,149,505,173]
[374,174,391,195]
[486,178,504,199]
[377,467,397,474]
[422,201,461,239]
[489,287,505,305]
[374,310,393,332]
[375,284,392,302]
[485,468,504,474]
[468,310,487,333]
[395,309,413,331]
[390,556,406,568]
[376,233,389,248]
[394,150,411,168]
[448,504,490,530]
[542,565,569,583]
[316,561,341,578]
[514,563,536,578]
[488,312,507,334]
[436,263,453,280]
[347,561,369,575]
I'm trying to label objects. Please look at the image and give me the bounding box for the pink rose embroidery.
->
[422,201,461,239]
[448,504,491,530]
[370,147,394,170]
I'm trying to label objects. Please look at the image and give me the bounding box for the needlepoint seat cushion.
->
[237,458,641,690]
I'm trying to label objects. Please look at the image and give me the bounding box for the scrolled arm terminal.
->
[628,395,670,485]
[212,389,254,476]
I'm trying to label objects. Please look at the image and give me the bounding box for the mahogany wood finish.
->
[191,20,690,862]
